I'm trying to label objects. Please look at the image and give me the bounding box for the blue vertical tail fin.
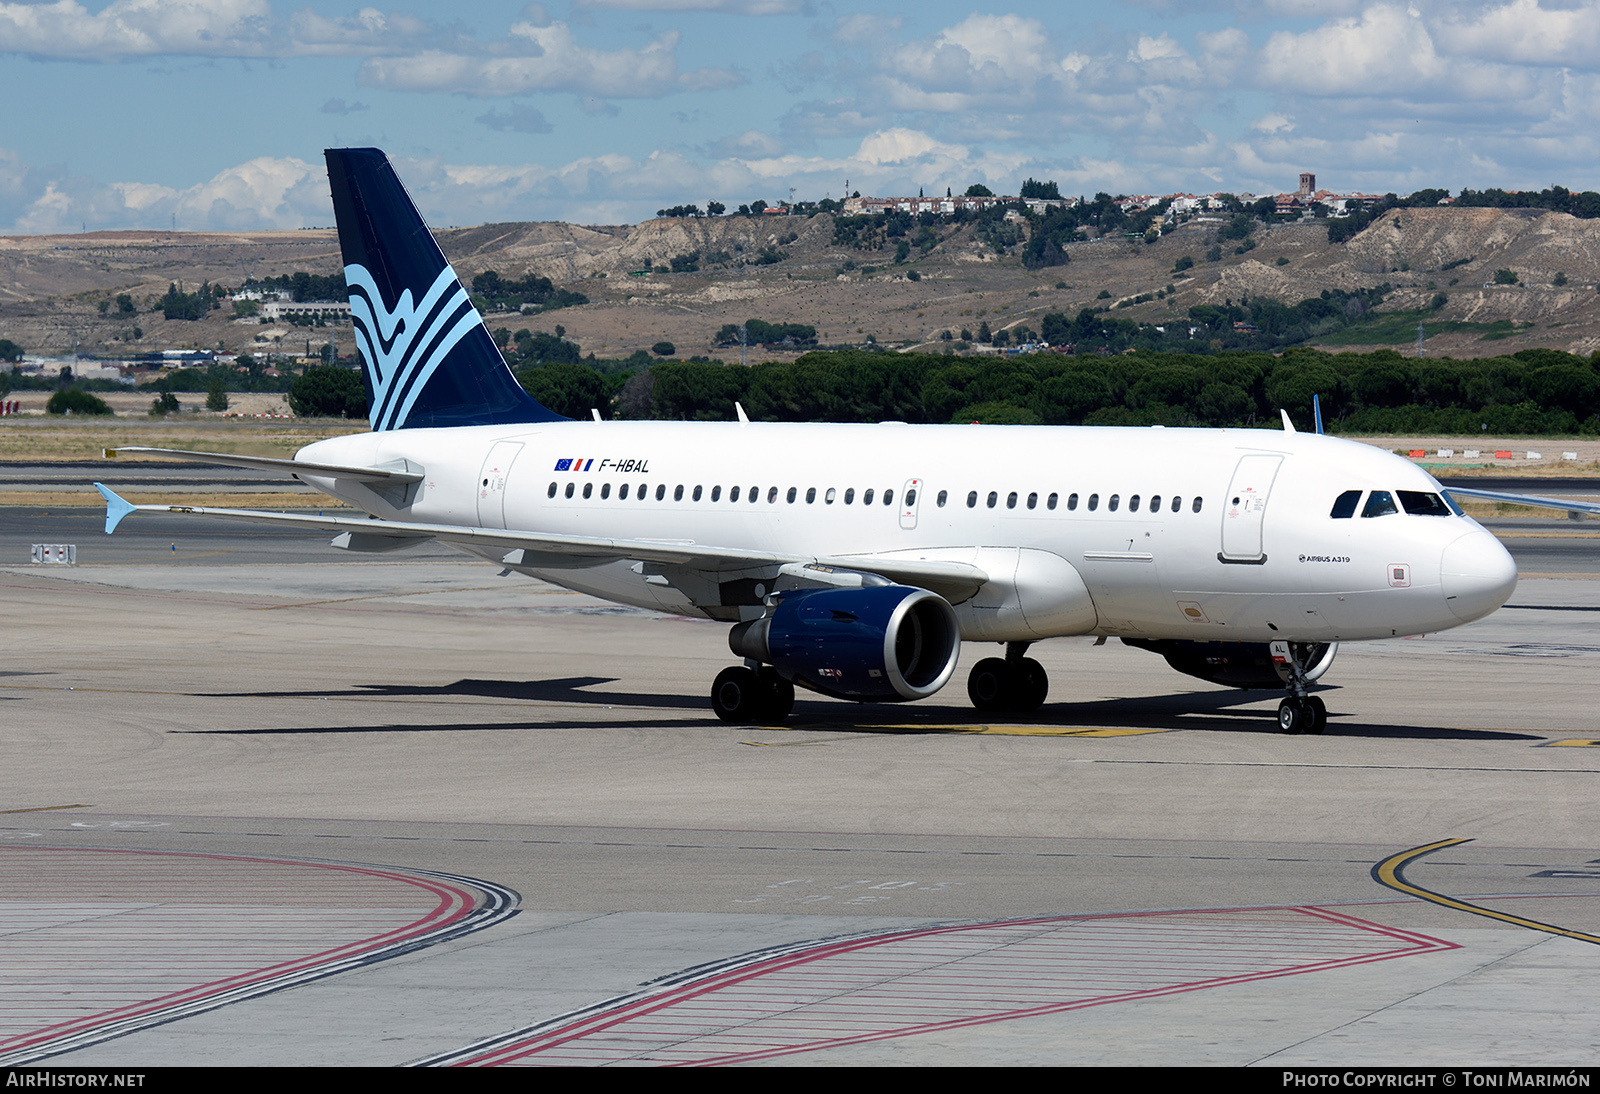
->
[324,148,567,430]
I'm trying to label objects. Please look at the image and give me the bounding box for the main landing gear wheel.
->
[711,666,794,723]
[1276,695,1327,735]
[967,656,1049,714]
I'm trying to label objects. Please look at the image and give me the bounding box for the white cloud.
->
[9,154,327,233]
[0,0,271,60]
[1252,112,1294,133]
[358,22,739,98]
[888,14,1058,94]
[1128,34,1186,63]
[1433,0,1600,68]
[573,0,802,11]
[832,13,901,44]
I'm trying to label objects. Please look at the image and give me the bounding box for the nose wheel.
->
[1277,694,1327,735]
[1271,640,1332,735]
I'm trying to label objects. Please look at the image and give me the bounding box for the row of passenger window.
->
[962,489,1201,514]
[547,481,904,505]
[546,479,1203,515]
[1329,489,1455,519]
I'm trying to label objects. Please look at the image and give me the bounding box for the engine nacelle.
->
[729,585,961,702]
[1122,638,1338,689]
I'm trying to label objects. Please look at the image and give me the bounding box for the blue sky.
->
[1,0,1597,232]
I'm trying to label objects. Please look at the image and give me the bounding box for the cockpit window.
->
[1361,490,1398,518]
[1329,490,1362,519]
[1443,492,1464,517]
[1398,490,1451,516]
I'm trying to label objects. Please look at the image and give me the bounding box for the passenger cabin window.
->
[1006,491,1018,509]
[967,491,977,508]
[786,487,797,503]
[863,488,875,506]
[656,484,666,501]
[805,487,816,504]
[1191,497,1203,513]
[1129,495,1141,512]
[1361,490,1398,518]
[583,483,593,499]
[692,485,702,501]
[768,487,779,503]
[601,483,611,499]
[621,483,630,500]
[987,491,998,509]
[729,486,740,502]
[1170,496,1181,513]
[1108,494,1120,512]
[845,488,855,504]
[1330,490,1362,519]
[883,489,894,506]
[1088,494,1099,511]
[547,482,557,498]
[825,488,836,504]
[565,482,575,499]
[711,485,721,502]
[904,488,916,506]
[1398,490,1451,516]
[1047,493,1058,510]
[1027,492,1037,510]
[936,490,947,507]
[1066,493,1078,511]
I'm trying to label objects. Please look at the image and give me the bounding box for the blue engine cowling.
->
[728,585,961,702]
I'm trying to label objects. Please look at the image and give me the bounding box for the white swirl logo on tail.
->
[345,263,480,430]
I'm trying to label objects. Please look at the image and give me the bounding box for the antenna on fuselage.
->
[1313,393,1324,435]
[735,402,750,425]
[1280,409,1296,433]
[591,408,602,422]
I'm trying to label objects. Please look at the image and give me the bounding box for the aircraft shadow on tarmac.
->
[188,676,1541,741]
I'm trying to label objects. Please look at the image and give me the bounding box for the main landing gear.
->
[967,642,1049,714]
[1271,640,1333,735]
[711,664,795,724]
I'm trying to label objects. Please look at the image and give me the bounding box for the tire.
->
[1277,698,1305,735]
[967,658,1011,712]
[757,667,795,721]
[1015,658,1049,712]
[712,666,762,723]
[1305,695,1327,735]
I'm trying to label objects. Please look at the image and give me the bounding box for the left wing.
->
[92,486,989,604]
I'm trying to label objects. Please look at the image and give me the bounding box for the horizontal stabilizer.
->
[93,483,137,534]
[105,447,423,484]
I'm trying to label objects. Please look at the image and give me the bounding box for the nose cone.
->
[1440,530,1518,624]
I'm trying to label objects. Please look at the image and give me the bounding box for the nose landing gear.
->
[1271,640,1336,735]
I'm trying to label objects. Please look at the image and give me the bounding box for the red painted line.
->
[463,905,1456,1067]
[0,847,480,1055]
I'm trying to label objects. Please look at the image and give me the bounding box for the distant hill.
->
[4,206,1600,364]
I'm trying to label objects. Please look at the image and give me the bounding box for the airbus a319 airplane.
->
[96,148,1521,734]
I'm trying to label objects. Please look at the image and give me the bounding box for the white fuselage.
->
[296,420,1518,645]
